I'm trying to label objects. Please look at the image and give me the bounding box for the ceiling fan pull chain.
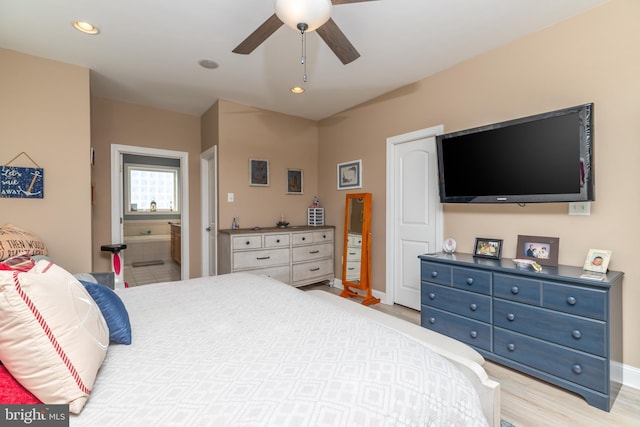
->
[298,23,309,83]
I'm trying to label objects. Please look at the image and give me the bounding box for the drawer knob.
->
[428,317,436,324]
[431,271,438,278]
[507,343,516,352]
[256,256,271,260]
[428,293,436,300]
[302,237,306,241]
[245,241,250,245]
[567,296,577,305]
[310,267,320,272]
[572,330,582,339]
[469,303,478,311]
[322,234,326,238]
[309,250,320,254]
[276,239,280,243]
[507,313,515,321]
[572,364,583,375]
[511,286,519,295]
[466,277,474,285]
[470,330,478,339]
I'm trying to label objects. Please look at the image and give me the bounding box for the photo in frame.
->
[473,238,503,259]
[583,249,612,273]
[337,159,362,190]
[249,159,269,186]
[287,169,303,194]
[516,235,560,266]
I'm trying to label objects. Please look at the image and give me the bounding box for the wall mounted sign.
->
[1,152,44,199]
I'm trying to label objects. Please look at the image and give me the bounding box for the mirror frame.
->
[340,192,379,305]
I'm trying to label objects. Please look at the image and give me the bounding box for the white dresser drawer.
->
[292,242,332,262]
[348,233,362,247]
[292,232,314,245]
[345,261,361,281]
[233,248,289,270]
[232,235,262,250]
[247,266,290,283]
[346,246,361,259]
[292,258,333,282]
[313,230,333,243]
[264,234,290,248]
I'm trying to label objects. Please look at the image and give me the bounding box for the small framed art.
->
[583,249,612,273]
[473,238,503,260]
[516,235,560,266]
[337,160,362,190]
[287,169,303,194]
[249,159,269,186]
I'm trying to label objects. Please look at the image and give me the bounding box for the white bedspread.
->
[71,273,488,426]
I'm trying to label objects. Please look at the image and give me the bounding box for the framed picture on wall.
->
[337,159,362,190]
[249,158,269,186]
[287,169,303,194]
[516,234,560,266]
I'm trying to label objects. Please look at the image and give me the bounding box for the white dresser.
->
[218,226,334,287]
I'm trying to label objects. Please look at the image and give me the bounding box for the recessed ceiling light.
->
[198,59,219,70]
[73,21,99,35]
[290,87,305,94]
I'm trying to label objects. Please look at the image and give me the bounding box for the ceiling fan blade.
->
[332,0,378,5]
[316,18,360,65]
[232,14,284,54]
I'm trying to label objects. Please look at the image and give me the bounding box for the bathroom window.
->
[126,164,179,214]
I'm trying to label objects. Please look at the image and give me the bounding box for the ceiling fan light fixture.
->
[275,0,332,32]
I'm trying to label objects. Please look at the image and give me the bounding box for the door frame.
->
[200,146,218,276]
[110,144,190,280]
[385,125,444,305]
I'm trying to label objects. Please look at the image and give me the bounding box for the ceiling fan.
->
[232,0,377,65]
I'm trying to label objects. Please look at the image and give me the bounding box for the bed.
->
[67,272,500,426]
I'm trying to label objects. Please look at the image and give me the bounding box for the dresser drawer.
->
[348,234,362,247]
[313,230,333,243]
[422,283,491,323]
[292,258,333,282]
[345,261,361,281]
[233,248,289,270]
[421,261,452,286]
[292,242,332,262]
[264,234,290,248]
[453,267,492,295]
[247,265,290,284]
[543,282,607,321]
[346,246,361,259]
[292,232,314,245]
[421,306,491,351]
[494,274,541,305]
[494,328,607,393]
[494,300,606,356]
[232,235,262,250]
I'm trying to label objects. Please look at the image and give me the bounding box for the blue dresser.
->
[419,253,623,411]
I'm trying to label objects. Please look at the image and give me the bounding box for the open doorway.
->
[110,144,190,286]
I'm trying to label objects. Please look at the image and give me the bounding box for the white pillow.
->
[0,260,109,414]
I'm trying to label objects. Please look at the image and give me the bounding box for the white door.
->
[386,126,443,310]
[200,146,218,276]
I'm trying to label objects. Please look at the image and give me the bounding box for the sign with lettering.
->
[1,166,44,198]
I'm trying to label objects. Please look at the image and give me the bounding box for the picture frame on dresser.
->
[286,169,303,194]
[249,158,269,186]
[473,238,502,259]
[583,248,612,273]
[516,234,559,266]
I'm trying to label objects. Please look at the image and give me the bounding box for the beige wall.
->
[216,100,319,229]
[318,0,640,368]
[90,97,202,277]
[0,48,92,273]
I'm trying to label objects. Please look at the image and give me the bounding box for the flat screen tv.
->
[436,103,594,204]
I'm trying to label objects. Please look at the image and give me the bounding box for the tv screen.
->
[436,103,594,203]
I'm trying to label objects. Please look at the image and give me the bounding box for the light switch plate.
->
[227,192,234,202]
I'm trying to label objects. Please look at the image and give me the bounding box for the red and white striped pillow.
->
[0,260,108,413]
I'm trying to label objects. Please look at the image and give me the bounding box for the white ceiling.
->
[0,0,609,121]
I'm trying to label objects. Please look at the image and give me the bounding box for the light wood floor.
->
[303,283,640,427]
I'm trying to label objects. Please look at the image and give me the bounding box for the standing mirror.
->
[340,193,379,305]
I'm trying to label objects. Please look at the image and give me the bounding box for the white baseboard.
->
[328,279,640,391]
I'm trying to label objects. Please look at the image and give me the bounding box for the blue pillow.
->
[80,280,132,345]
